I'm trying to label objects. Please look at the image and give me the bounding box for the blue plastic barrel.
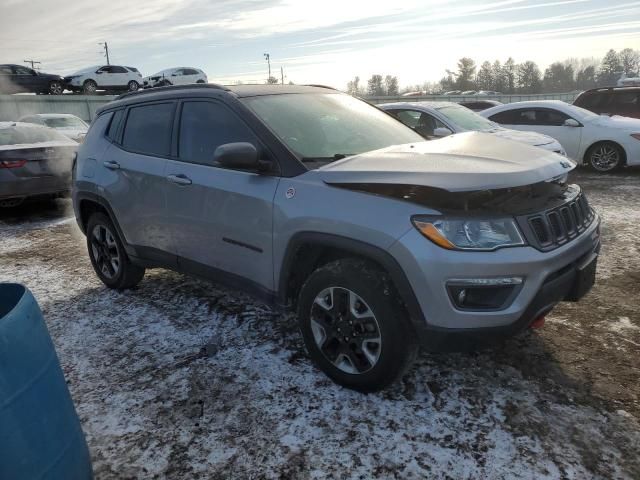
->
[0,283,93,480]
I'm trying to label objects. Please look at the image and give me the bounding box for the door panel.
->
[99,144,173,252]
[163,99,280,291]
[165,161,279,290]
[101,101,177,253]
[495,108,582,159]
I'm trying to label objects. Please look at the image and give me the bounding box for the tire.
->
[127,80,139,92]
[586,142,624,173]
[48,81,63,95]
[83,80,97,94]
[297,258,417,392]
[86,212,145,289]
[196,79,205,84]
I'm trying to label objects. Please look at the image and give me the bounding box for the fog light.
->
[457,289,467,305]
[447,277,523,311]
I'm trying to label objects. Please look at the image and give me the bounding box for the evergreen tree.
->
[476,61,493,90]
[598,49,622,86]
[503,57,516,93]
[367,74,385,96]
[516,61,542,93]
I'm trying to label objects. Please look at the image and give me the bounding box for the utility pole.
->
[23,59,41,70]
[280,66,284,85]
[99,42,110,65]
[264,53,271,81]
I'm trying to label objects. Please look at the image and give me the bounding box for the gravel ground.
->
[1,169,639,479]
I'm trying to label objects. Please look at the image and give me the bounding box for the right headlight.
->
[412,216,526,251]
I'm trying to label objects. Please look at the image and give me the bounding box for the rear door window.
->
[491,108,569,126]
[488,110,520,124]
[178,101,257,166]
[122,102,175,156]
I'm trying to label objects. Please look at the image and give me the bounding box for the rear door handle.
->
[103,160,120,170]
[166,174,192,186]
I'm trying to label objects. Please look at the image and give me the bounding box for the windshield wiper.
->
[300,153,355,163]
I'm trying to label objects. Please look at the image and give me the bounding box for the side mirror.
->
[96,70,103,74]
[213,142,268,171]
[433,127,453,137]
[564,118,580,127]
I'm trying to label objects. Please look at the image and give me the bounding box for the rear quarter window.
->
[105,109,124,142]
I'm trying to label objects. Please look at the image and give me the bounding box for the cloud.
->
[0,0,638,86]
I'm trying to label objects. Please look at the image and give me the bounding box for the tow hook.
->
[530,316,546,329]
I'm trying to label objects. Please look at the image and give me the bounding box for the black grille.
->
[522,190,595,250]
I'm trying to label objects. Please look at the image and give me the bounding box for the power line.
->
[23,59,41,70]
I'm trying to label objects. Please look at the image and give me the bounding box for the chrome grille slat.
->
[520,191,595,251]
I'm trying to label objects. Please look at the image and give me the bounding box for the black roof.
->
[227,84,337,97]
[100,83,340,114]
[579,85,640,94]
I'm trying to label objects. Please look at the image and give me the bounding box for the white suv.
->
[64,65,142,94]
[143,67,207,88]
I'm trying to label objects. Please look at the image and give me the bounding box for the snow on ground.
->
[1,170,639,479]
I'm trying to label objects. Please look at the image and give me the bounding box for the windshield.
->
[436,105,498,131]
[242,93,423,164]
[567,104,599,119]
[0,125,71,146]
[43,117,87,129]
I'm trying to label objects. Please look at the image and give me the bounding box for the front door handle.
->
[166,174,192,186]
[103,160,120,170]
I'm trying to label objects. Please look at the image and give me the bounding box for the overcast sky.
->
[1,0,639,88]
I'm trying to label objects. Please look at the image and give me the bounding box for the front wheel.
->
[297,258,417,392]
[127,80,139,92]
[83,80,97,94]
[49,81,63,95]
[86,213,145,289]
[587,142,624,172]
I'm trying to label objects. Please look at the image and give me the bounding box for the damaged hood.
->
[318,132,574,192]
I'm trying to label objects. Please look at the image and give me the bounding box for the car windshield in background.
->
[567,104,599,119]
[243,93,423,164]
[44,117,87,129]
[436,105,498,131]
[0,125,71,146]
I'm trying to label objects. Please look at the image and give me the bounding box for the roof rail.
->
[116,83,231,100]
[303,84,338,91]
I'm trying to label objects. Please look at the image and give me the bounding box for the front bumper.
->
[390,213,600,349]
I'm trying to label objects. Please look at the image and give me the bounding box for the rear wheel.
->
[83,79,97,94]
[48,81,63,95]
[297,258,417,392]
[86,213,145,289]
[587,142,624,172]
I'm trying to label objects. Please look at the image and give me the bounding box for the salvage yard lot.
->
[1,169,639,479]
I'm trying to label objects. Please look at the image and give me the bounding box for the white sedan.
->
[481,100,640,172]
[380,101,566,155]
[143,67,207,88]
[18,113,88,142]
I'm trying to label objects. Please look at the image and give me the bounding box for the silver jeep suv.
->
[73,84,600,392]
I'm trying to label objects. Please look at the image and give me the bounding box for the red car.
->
[573,86,640,119]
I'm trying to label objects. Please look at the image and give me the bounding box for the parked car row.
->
[383,89,640,172]
[0,63,207,95]
[480,100,640,172]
